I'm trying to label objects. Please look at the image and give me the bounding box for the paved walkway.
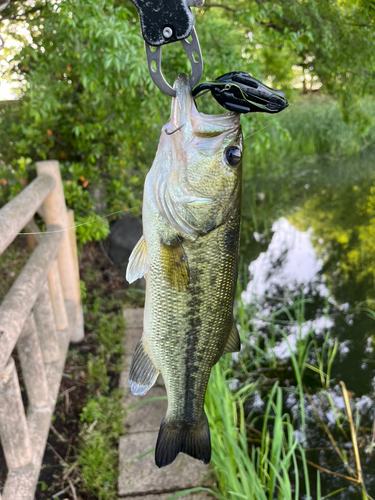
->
[118,308,213,499]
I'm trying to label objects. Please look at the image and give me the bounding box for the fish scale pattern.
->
[145,213,240,427]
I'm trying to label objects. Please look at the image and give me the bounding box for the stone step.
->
[124,385,167,434]
[123,307,144,329]
[119,309,213,499]
[118,431,211,497]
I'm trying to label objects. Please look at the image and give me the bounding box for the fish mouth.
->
[167,73,241,139]
[169,73,196,132]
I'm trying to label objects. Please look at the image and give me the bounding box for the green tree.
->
[1,0,168,241]
[1,0,374,242]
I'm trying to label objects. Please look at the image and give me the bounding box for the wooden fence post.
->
[0,358,33,469]
[35,161,84,342]
[68,209,80,287]
[25,220,69,336]
[33,281,61,363]
[67,208,84,334]
[17,313,50,408]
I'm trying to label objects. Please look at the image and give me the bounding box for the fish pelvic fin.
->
[128,340,159,396]
[155,414,211,468]
[221,321,241,356]
[126,235,148,284]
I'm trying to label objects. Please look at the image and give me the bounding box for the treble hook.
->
[164,124,186,135]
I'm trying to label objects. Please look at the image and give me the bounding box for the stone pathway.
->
[118,308,213,499]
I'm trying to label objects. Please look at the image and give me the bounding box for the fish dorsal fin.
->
[126,235,148,284]
[129,340,159,396]
[161,239,189,292]
[222,322,241,356]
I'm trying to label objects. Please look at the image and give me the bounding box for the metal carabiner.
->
[145,27,203,97]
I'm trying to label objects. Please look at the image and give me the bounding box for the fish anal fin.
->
[126,235,148,284]
[128,340,159,396]
[155,414,211,468]
[161,239,189,292]
[222,322,241,356]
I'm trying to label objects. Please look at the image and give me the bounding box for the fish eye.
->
[224,146,242,167]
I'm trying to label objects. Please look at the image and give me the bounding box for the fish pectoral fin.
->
[128,340,159,396]
[126,235,149,284]
[161,239,189,292]
[221,322,241,356]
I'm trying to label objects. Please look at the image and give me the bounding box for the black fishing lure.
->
[193,71,288,114]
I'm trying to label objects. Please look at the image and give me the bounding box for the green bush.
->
[75,263,126,499]
[79,392,124,500]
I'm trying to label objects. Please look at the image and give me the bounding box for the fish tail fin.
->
[155,414,211,468]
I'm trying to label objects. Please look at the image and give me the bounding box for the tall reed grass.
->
[204,362,314,500]
[185,291,373,500]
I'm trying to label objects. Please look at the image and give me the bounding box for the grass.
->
[196,285,375,500]
[78,390,124,499]
[205,363,311,500]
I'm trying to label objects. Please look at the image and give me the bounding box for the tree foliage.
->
[1,0,374,242]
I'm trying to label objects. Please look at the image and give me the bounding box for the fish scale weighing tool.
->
[128,0,289,469]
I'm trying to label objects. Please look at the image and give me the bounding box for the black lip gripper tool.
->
[130,0,204,97]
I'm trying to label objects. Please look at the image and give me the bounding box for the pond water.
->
[239,147,375,498]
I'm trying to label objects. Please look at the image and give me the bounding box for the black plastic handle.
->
[130,0,195,46]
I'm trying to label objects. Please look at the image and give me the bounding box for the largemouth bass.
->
[126,73,243,468]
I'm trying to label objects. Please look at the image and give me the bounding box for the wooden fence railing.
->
[0,160,83,500]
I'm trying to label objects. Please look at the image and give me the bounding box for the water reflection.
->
[243,217,327,301]
[242,212,375,385]
[240,149,375,497]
